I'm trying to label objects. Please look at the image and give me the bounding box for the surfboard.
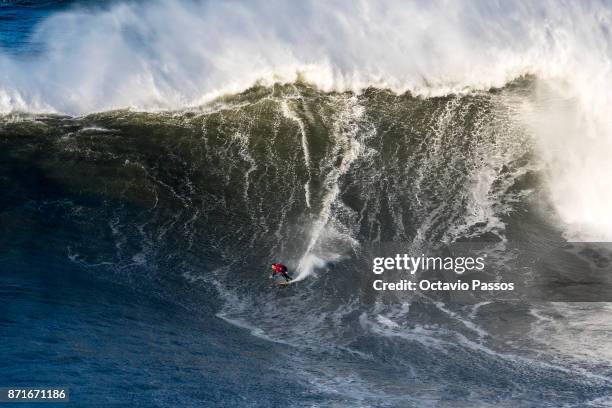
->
[276,280,294,286]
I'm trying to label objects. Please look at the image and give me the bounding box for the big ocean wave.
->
[2,0,612,240]
[2,1,612,406]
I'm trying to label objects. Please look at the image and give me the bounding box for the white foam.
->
[294,96,364,281]
[0,1,604,115]
[518,80,612,240]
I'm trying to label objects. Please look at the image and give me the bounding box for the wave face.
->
[3,82,612,406]
[2,1,612,406]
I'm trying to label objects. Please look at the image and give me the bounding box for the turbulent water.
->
[2,1,612,407]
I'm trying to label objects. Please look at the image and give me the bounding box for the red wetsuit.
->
[271,263,291,282]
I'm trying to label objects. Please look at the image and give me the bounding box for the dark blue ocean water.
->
[1,261,311,407]
[1,1,75,53]
[0,5,310,406]
[0,109,310,407]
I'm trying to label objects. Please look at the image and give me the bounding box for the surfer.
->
[270,263,292,282]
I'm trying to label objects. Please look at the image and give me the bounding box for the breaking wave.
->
[2,0,612,240]
[3,2,612,406]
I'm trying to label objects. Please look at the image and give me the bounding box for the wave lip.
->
[0,0,610,115]
[3,2,612,239]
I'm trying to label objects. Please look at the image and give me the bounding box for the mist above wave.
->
[0,0,606,114]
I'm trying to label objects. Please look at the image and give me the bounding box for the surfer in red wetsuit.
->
[270,263,292,282]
